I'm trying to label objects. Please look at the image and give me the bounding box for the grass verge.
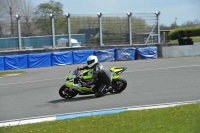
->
[169,36,200,44]
[0,104,200,133]
[0,71,26,76]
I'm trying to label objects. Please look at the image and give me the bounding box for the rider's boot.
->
[94,84,108,97]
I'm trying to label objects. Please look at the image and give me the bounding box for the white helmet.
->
[87,55,98,68]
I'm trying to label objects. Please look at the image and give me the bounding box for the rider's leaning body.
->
[77,55,112,97]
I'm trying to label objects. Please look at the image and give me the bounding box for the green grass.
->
[169,36,200,44]
[0,71,26,76]
[0,104,200,133]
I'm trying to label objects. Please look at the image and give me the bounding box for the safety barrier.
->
[0,46,157,71]
[0,56,4,71]
[4,54,28,70]
[138,46,158,59]
[115,47,136,61]
[51,51,73,66]
[95,49,115,62]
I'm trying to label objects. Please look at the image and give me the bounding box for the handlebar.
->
[75,68,82,79]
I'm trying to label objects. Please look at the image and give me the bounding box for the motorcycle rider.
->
[77,55,112,97]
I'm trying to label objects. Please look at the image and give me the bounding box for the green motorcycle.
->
[59,67,127,99]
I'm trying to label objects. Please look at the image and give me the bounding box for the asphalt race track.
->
[0,57,200,121]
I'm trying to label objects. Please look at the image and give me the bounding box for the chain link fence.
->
[0,16,18,50]
[131,13,158,44]
[102,13,129,46]
[0,12,160,50]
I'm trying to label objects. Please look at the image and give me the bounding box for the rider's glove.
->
[77,67,83,71]
[80,81,87,87]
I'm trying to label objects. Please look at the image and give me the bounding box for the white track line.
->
[0,78,63,86]
[125,64,200,73]
[2,74,21,76]
[0,100,199,127]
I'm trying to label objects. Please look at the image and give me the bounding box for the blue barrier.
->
[52,51,73,66]
[95,49,115,62]
[4,54,28,70]
[0,56,4,71]
[28,53,52,68]
[115,47,136,60]
[0,46,158,71]
[73,49,94,64]
[138,46,158,60]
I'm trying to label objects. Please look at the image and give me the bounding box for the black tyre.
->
[59,85,78,99]
[110,77,127,93]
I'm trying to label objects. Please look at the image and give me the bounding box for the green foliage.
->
[103,35,126,43]
[90,37,100,44]
[70,16,98,34]
[69,16,147,35]
[37,0,63,17]
[35,18,52,35]
[102,17,128,34]
[132,17,149,33]
[169,36,200,44]
[54,17,67,34]
[35,0,64,35]
[168,26,200,40]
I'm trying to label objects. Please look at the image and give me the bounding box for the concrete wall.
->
[162,43,200,58]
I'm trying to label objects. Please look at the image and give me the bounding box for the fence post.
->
[155,11,161,43]
[50,14,56,48]
[163,32,165,43]
[97,12,103,46]
[65,13,71,48]
[127,12,132,45]
[16,15,22,50]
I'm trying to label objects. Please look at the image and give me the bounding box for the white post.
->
[97,12,103,46]
[127,12,132,45]
[163,32,166,43]
[16,15,22,50]
[65,13,71,47]
[155,11,161,43]
[50,14,56,48]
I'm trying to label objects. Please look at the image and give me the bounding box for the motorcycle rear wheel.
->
[59,85,78,99]
[110,77,127,94]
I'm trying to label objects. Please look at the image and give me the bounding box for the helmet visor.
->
[87,59,95,65]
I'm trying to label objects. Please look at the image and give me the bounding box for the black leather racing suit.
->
[79,63,112,96]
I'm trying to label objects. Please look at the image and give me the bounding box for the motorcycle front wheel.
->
[59,85,78,99]
[110,77,127,94]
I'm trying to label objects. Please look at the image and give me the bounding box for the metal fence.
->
[0,12,160,50]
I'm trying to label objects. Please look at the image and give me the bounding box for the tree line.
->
[0,0,155,38]
[1,0,198,38]
[160,20,200,30]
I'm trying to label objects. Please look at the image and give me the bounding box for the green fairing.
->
[82,69,93,80]
[65,81,94,92]
[65,69,94,92]
[65,70,73,80]
[110,67,124,79]
[67,73,73,80]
